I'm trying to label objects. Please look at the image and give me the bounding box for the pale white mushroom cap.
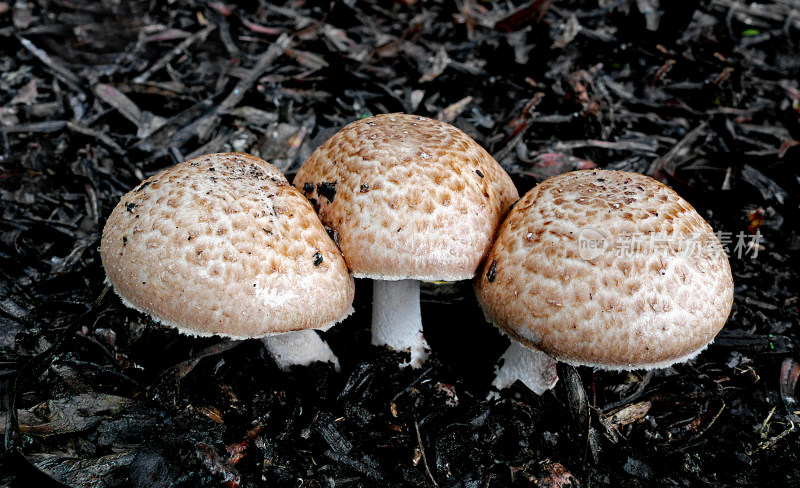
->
[475,169,734,370]
[293,113,519,281]
[101,153,354,339]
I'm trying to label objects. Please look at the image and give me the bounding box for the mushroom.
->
[100,153,354,370]
[294,113,518,367]
[474,169,734,394]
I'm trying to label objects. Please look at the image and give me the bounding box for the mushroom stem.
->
[492,341,559,395]
[262,329,340,372]
[371,279,430,368]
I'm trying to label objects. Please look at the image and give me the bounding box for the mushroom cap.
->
[101,153,354,339]
[474,169,734,370]
[293,113,519,281]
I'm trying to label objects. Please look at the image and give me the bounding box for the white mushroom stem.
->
[262,329,340,372]
[371,279,431,368]
[492,342,559,395]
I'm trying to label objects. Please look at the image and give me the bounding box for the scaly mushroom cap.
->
[475,169,734,369]
[294,113,519,281]
[101,153,354,338]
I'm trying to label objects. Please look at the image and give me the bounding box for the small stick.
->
[414,417,438,487]
[134,25,216,83]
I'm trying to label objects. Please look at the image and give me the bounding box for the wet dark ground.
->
[1,0,799,486]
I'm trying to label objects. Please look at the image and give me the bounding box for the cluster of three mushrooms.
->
[102,114,734,392]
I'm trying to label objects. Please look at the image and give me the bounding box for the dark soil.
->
[1,0,799,486]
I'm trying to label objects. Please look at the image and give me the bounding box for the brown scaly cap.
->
[293,113,519,281]
[475,169,734,370]
[101,153,354,339]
